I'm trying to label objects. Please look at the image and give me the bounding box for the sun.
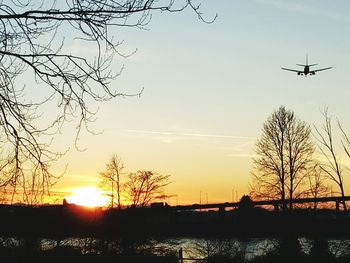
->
[64,186,109,207]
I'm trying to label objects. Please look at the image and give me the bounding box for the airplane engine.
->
[297,72,301,75]
[310,72,315,75]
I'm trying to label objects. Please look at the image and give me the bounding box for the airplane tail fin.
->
[306,54,308,66]
[306,54,318,66]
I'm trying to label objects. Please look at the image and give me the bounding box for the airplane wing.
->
[281,67,302,73]
[312,67,332,73]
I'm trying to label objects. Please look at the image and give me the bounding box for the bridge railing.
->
[171,196,350,212]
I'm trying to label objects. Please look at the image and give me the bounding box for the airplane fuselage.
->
[297,65,316,76]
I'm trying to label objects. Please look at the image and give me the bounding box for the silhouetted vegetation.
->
[2,201,350,239]
[99,155,172,207]
[2,197,350,262]
[126,171,171,207]
[251,106,320,210]
[305,163,330,209]
[99,155,125,208]
[315,107,348,210]
[1,233,350,263]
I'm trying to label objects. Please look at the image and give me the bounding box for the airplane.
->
[281,55,332,76]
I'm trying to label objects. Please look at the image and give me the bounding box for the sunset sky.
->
[34,0,350,204]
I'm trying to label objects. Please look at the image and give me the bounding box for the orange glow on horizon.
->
[64,186,109,207]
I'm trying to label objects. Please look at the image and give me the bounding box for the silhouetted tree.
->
[100,155,125,208]
[0,0,214,200]
[125,171,170,207]
[0,154,61,204]
[314,108,347,210]
[285,113,315,208]
[251,106,315,210]
[20,164,55,205]
[339,122,350,160]
[305,163,330,209]
[338,120,350,206]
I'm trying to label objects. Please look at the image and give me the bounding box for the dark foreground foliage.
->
[1,236,350,263]
[0,246,178,263]
[1,245,350,263]
[2,205,350,262]
[1,205,350,238]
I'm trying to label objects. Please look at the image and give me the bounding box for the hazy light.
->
[65,186,109,207]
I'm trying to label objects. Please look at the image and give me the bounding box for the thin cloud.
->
[256,0,348,22]
[314,153,350,169]
[125,129,255,140]
[228,153,258,158]
[151,136,181,144]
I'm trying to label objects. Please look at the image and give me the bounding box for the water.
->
[1,237,350,260]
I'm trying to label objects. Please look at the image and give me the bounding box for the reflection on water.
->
[1,237,350,260]
[329,239,350,258]
[174,238,279,260]
[0,238,350,260]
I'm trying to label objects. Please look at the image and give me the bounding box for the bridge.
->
[171,196,350,212]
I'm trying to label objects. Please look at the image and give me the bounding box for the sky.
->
[24,0,350,205]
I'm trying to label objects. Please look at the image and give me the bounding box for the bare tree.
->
[315,108,346,210]
[100,154,125,208]
[0,152,61,204]
[125,170,170,207]
[251,106,315,210]
[339,120,350,169]
[251,107,289,207]
[285,112,315,208]
[0,1,214,197]
[20,164,56,206]
[305,163,330,209]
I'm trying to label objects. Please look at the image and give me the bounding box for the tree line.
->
[250,106,350,211]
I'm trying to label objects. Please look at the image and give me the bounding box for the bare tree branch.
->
[314,107,346,210]
[0,0,213,200]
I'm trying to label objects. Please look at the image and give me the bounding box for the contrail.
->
[125,129,255,140]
